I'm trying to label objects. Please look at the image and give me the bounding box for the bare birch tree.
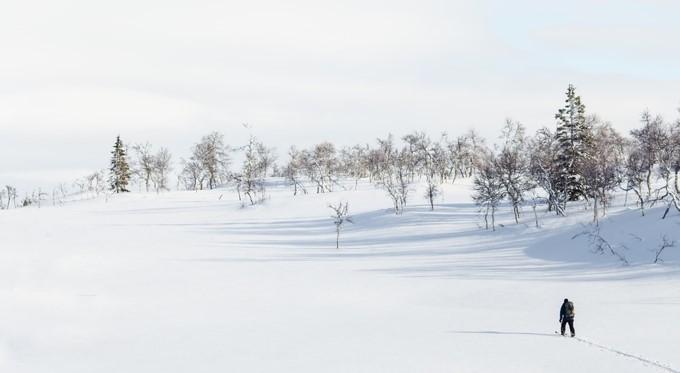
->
[329,201,353,249]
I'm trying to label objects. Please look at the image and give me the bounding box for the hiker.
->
[559,298,575,337]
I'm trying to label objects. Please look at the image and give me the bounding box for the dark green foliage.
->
[109,135,131,193]
[554,84,593,201]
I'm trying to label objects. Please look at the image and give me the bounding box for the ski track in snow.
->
[572,336,679,373]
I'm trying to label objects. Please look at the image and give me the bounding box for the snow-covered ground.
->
[1,180,679,372]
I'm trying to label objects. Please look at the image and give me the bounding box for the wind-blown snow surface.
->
[1,180,679,372]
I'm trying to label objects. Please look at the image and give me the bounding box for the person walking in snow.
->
[559,298,575,337]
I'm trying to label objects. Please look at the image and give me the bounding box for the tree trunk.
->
[646,169,653,200]
[593,195,599,225]
[532,204,539,228]
[634,189,645,216]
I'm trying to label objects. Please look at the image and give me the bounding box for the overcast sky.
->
[1,0,679,191]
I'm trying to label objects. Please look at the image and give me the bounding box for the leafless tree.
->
[340,144,369,189]
[191,132,230,189]
[472,153,505,231]
[402,131,441,210]
[581,122,625,224]
[622,145,648,216]
[447,130,486,180]
[239,135,267,205]
[401,131,428,181]
[152,147,172,192]
[528,191,546,228]
[256,143,277,178]
[178,158,205,191]
[653,235,676,264]
[630,111,668,200]
[132,142,156,192]
[284,146,307,196]
[496,119,534,224]
[572,226,629,265]
[373,135,411,214]
[86,170,107,197]
[178,132,229,191]
[304,142,339,193]
[329,201,353,249]
[529,127,565,216]
[669,118,680,195]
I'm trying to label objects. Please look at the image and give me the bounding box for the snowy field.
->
[1,180,679,372]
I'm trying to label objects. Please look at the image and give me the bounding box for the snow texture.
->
[1,179,679,372]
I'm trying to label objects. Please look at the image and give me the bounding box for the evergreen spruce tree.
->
[109,135,131,193]
[554,84,592,201]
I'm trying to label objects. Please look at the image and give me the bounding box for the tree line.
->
[473,85,680,229]
[3,85,680,224]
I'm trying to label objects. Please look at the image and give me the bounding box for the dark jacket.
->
[560,301,575,321]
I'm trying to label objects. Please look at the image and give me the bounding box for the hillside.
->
[1,180,679,372]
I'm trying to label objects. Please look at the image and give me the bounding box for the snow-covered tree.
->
[554,84,592,201]
[2,185,17,209]
[109,135,132,193]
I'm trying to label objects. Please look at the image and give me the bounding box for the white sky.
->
[1,0,679,191]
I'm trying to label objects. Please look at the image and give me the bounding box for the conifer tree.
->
[554,84,592,201]
[109,135,131,193]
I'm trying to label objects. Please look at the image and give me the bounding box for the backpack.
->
[566,302,575,317]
